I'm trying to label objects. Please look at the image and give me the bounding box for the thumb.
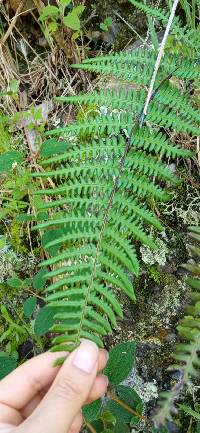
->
[21,341,99,433]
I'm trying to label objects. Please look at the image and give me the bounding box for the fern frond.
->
[154,82,200,125]
[147,104,199,136]
[154,226,200,427]
[71,61,154,86]
[129,0,200,51]
[55,88,146,114]
[32,5,199,356]
[128,0,170,24]
[133,128,192,158]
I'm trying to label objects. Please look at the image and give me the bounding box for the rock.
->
[102,20,120,45]
[166,422,181,433]
[18,339,34,360]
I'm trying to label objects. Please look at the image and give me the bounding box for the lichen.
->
[124,369,158,403]
[160,182,200,226]
[140,238,168,266]
[0,241,38,287]
[151,280,187,327]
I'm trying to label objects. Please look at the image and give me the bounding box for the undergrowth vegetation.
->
[0,0,200,432]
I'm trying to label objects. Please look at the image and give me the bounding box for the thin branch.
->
[140,0,180,124]
[0,1,25,46]
[107,390,146,421]
[84,421,97,433]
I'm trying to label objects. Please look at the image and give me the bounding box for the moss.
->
[10,221,29,254]
[0,115,10,153]
[147,266,162,284]
[75,104,100,142]
[0,283,20,302]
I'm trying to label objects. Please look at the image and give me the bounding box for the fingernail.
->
[73,340,99,373]
[104,350,109,363]
[101,374,109,386]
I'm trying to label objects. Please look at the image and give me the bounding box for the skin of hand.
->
[0,340,109,433]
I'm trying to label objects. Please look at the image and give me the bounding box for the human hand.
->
[0,341,109,433]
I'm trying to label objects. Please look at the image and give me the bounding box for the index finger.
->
[0,349,108,411]
[0,352,64,410]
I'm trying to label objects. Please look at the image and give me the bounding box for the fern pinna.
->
[32,32,199,355]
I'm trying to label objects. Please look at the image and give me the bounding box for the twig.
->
[84,421,97,433]
[140,0,180,124]
[107,390,146,421]
[25,288,45,301]
[32,0,45,13]
[0,1,25,46]
[113,10,145,43]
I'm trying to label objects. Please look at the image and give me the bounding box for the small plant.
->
[0,273,45,359]
[0,79,20,100]
[100,17,113,33]
[82,340,144,433]
[39,0,85,40]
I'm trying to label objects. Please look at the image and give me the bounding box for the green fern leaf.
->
[32,7,198,356]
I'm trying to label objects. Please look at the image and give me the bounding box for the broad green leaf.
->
[7,277,23,289]
[101,411,116,424]
[34,306,57,336]
[100,17,112,31]
[36,211,49,221]
[100,23,108,31]
[105,17,112,27]
[104,341,136,385]
[15,214,33,222]
[23,278,32,287]
[48,21,58,33]
[9,79,20,94]
[106,385,143,424]
[71,30,80,40]
[113,423,129,433]
[59,0,71,7]
[0,151,23,173]
[0,353,17,379]
[0,236,6,250]
[83,399,102,422]
[40,139,70,157]
[41,228,65,256]
[33,268,48,291]
[88,420,104,433]
[39,5,59,21]
[63,12,81,30]
[1,306,13,324]
[23,297,37,318]
[72,5,85,15]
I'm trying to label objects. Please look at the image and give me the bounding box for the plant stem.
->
[0,0,25,46]
[107,390,146,421]
[84,421,97,433]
